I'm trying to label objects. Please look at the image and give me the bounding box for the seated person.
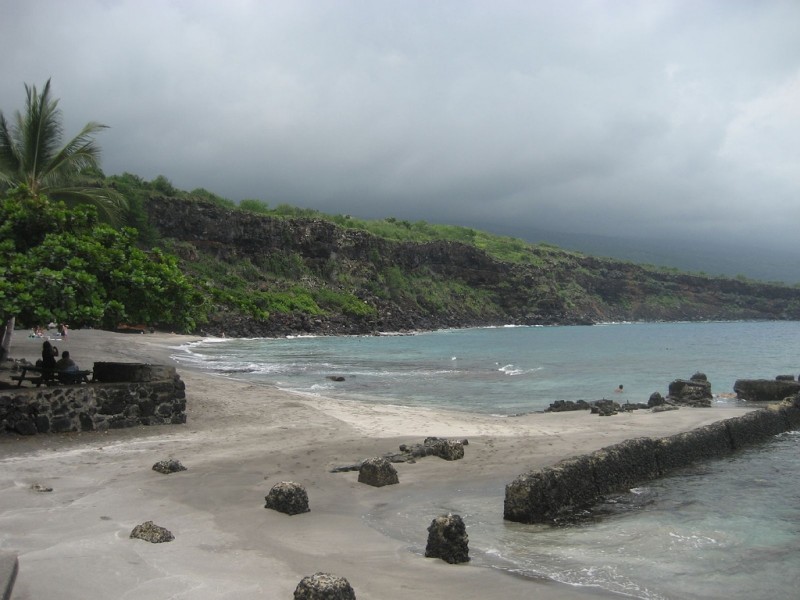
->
[39,340,57,371]
[55,351,80,383]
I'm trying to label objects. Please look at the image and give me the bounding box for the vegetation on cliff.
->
[3,82,800,343]
[140,190,800,337]
[6,167,800,340]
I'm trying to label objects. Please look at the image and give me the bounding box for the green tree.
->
[0,193,204,348]
[0,79,125,222]
[0,80,131,358]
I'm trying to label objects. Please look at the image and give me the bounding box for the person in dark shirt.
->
[40,340,57,370]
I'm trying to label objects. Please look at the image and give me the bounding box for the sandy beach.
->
[0,329,753,599]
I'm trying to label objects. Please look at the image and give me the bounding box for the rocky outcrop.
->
[667,373,713,407]
[425,513,470,564]
[591,399,621,416]
[546,399,592,412]
[294,573,356,600]
[264,481,310,515]
[734,378,800,402]
[504,401,800,524]
[357,457,399,487]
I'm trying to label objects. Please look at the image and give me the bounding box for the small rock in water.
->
[425,513,470,564]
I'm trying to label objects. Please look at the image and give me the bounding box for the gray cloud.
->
[2,0,799,254]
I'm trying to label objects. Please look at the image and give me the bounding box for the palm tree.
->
[0,79,127,360]
[0,78,125,221]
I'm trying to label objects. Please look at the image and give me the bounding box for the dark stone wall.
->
[0,364,186,435]
[504,401,800,524]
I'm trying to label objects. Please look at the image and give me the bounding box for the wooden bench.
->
[12,366,92,387]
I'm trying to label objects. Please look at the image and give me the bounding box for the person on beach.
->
[38,340,57,370]
[56,350,80,382]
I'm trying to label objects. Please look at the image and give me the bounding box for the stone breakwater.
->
[504,400,800,524]
[0,363,186,435]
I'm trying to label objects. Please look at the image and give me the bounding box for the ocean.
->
[173,321,800,598]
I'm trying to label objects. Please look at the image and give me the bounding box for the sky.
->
[2,0,799,256]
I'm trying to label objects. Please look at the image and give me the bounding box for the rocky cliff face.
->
[146,197,800,336]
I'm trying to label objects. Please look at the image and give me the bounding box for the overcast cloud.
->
[2,0,799,254]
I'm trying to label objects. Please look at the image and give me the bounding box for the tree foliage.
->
[0,192,204,331]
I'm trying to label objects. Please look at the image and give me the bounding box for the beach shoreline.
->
[0,329,753,599]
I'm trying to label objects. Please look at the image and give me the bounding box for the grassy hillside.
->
[96,172,800,336]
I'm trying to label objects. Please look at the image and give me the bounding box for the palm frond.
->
[20,80,64,189]
[0,113,22,184]
[1,79,128,224]
[43,121,108,185]
[48,185,127,225]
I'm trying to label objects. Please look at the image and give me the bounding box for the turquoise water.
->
[174,322,800,598]
[175,321,800,414]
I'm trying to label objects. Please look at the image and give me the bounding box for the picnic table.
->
[11,365,93,387]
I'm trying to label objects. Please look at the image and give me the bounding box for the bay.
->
[174,321,800,598]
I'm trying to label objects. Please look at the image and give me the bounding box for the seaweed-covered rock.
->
[264,481,310,515]
[425,513,470,564]
[294,572,356,599]
[130,521,174,543]
[357,457,399,487]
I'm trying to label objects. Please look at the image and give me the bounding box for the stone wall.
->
[504,400,800,524]
[0,363,186,435]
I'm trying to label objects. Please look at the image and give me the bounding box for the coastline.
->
[0,329,754,599]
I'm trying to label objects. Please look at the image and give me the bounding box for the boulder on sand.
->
[357,457,399,487]
[294,572,356,600]
[264,481,310,515]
